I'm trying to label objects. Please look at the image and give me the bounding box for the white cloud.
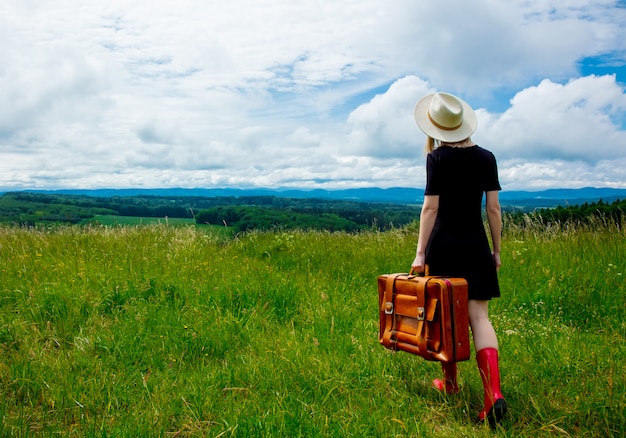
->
[346,76,433,159]
[0,0,625,191]
[478,75,626,162]
[499,158,626,190]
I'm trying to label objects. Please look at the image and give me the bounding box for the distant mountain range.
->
[6,186,626,209]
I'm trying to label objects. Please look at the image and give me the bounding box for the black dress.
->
[424,145,501,300]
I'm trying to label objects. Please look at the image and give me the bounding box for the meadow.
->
[85,215,196,227]
[0,218,623,437]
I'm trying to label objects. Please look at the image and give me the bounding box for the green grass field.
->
[0,219,623,437]
[85,215,197,227]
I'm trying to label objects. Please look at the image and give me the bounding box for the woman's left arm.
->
[485,190,502,270]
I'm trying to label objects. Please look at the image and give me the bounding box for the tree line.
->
[0,192,419,230]
[1,191,623,231]
[507,198,625,226]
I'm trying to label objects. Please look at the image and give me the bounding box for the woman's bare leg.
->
[468,300,498,351]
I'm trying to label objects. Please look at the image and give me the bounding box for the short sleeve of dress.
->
[484,151,502,192]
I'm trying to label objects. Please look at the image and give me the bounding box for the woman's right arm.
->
[411,195,439,273]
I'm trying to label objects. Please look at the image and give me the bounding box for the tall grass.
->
[0,221,623,437]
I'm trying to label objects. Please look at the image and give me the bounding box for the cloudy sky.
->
[1,0,625,192]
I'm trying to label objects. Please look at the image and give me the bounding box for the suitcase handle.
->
[409,265,430,276]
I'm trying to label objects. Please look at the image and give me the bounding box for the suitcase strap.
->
[382,274,401,346]
[415,280,429,355]
[383,274,401,316]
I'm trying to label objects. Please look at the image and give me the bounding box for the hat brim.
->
[414,94,477,143]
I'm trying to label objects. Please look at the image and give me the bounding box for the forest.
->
[0,192,419,231]
[0,191,624,231]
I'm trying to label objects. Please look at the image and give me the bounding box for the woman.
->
[411,92,507,426]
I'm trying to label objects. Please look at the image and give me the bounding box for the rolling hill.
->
[7,186,626,209]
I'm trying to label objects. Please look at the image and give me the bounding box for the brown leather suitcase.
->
[378,273,470,363]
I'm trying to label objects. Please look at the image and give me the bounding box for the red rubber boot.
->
[433,362,459,394]
[476,348,507,426]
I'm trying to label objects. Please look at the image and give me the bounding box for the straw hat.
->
[414,92,477,143]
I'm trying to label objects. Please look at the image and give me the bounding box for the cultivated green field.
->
[84,215,197,227]
[0,219,623,437]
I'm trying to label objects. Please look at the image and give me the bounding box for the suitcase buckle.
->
[384,302,394,314]
[417,307,425,321]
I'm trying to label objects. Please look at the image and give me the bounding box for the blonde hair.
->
[424,136,473,154]
[424,136,437,154]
